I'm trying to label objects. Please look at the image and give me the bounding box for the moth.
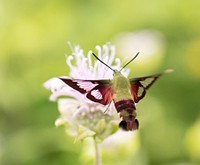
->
[59,52,172,131]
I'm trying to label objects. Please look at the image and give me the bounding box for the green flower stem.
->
[94,139,102,165]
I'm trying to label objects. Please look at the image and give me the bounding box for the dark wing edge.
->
[129,69,173,103]
[59,78,113,105]
[59,78,87,93]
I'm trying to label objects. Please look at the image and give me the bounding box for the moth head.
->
[112,69,120,76]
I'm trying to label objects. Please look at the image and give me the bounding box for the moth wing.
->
[59,78,99,93]
[129,70,172,103]
[86,82,113,105]
[59,78,113,105]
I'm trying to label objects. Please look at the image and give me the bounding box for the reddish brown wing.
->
[129,73,162,103]
[86,83,113,105]
[59,78,113,105]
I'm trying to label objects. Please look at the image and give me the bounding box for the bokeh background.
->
[1,0,200,165]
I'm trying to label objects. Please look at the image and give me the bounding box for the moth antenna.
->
[120,52,140,72]
[92,53,115,72]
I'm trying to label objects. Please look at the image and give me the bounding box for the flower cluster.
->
[44,43,130,142]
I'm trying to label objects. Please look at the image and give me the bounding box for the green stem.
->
[94,139,102,165]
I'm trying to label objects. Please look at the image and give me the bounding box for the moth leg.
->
[103,101,112,113]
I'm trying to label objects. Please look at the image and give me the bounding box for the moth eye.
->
[112,70,117,76]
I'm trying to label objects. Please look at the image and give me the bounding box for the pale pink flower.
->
[44,43,130,142]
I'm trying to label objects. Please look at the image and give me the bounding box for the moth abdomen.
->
[114,99,138,131]
[114,99,136,113]
[119,119,139,131]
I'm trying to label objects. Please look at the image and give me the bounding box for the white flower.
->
[44,42,130,142]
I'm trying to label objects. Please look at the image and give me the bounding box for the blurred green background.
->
[1,0,200,165]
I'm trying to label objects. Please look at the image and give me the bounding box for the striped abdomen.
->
[114,99,139,131]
